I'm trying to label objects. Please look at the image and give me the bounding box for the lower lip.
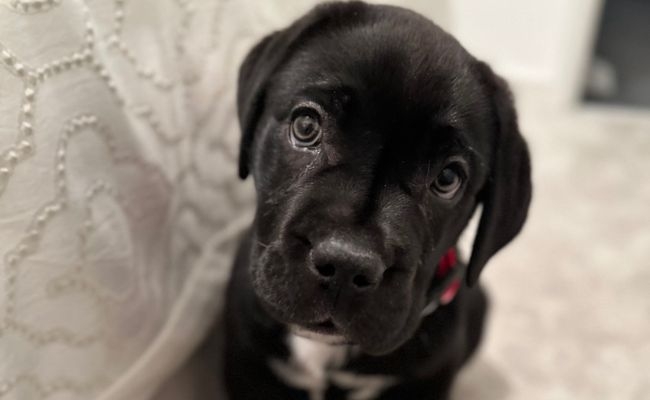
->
[289,321,350,344]
[307,319,339,335]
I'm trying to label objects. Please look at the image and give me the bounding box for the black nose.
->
[310,235,385,292]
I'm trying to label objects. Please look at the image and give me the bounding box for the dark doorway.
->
[583,0,650,108]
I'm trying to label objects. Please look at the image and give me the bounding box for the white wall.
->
[451,1,567,83]
[446,0,604,106]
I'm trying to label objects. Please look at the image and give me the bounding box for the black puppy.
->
[224,2,531,399]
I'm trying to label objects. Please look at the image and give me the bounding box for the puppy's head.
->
[237,2,531,355]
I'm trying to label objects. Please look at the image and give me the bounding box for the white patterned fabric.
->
[0,0,259,399]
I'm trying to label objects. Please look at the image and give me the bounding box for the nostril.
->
[316,263,336,278]
[352,274,371,289]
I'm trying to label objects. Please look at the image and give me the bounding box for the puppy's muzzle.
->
[308,234,388,294]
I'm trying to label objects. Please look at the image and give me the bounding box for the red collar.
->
[421,248,463,316]
[435,248,461,305]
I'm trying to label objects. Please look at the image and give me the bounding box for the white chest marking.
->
[269,334,398,400]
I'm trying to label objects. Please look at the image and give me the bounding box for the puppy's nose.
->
[310,236,385,292]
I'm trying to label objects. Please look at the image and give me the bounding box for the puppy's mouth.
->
[307,319,338,334]
[289,319,353,345]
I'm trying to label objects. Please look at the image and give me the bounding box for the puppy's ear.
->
[238,21,319,180]
[237,32,282,179]
[237,4,345,179]
[237,2,368,179]
[466,62,532,286]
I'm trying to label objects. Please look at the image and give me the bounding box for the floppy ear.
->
[237,3,352,179]
[466,62,532,286]
[237,32,282,179]
[237,20,322,180]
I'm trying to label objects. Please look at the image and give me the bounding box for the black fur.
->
[224,2,531,399]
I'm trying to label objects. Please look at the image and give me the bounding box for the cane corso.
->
[224,2,531,399]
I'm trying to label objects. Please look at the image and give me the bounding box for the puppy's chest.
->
[269,334,398,400]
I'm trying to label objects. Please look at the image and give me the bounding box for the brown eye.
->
[290,112,321,148]
[431,162,466,199]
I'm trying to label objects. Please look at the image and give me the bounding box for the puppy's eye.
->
[431,161,466,199]
[290,111,322,148]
